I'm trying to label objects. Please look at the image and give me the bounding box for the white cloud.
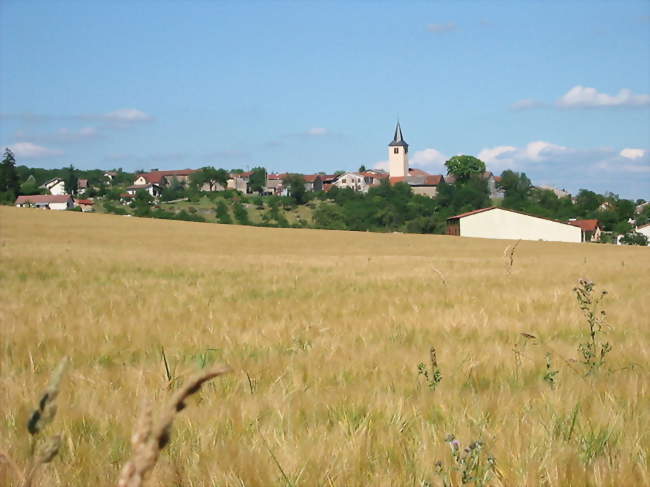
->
[102,108,152,122]
[426,22,457,33]
[557,85,650,108]
[306,127,328,136]
[523,141,569,161]
[477,145,517,169]
[8,142,63,158]
[620,148,646,160]
[411,148,447,171]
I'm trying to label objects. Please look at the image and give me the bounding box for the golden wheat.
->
[1,207,649,486]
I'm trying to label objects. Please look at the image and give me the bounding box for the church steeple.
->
[389,122,408,150]
[388,121,409,178]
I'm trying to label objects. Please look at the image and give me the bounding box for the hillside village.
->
[2,123,649,245]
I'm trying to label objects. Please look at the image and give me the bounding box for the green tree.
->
[19,175,42,195]
[63,165,78,195]
[283,173,307,204]
[190,166,229,192]
[358,164,367,172]
[133,189,153,217]
[215,200,232,224]
[575,189,602,217]
[313,203,347,230]
[620,231,648,246]
[0,148,20,203]
[232,200,250,225]
[499,170,531,210]
[249,167,267,194]
[444,155,486,182]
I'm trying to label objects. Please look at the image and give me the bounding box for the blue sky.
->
[1,1,649,198]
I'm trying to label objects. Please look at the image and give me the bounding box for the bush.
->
[215,200,232,224]
[620,231,648,246]
[103,202,128,215]
[232,201,250,225]
[175,209,205,222]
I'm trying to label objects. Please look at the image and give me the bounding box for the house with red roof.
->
[568,219,602,242]
[134,169,197,187]
[15,194,74,210]
[446,206,582,243]
[75,199,95,212]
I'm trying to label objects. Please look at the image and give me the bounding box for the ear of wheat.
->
[117,365,231,487]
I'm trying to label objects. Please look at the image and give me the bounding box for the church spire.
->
[389,121,408,148]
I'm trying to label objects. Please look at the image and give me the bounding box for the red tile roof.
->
[422,175,444,185]
[76,199,94,205]
[569,219,600,231]
[139,169,197,184]
[408,168,431,177]
[389,176,407,184]
[303,174,322,182]
[15,195,72,204]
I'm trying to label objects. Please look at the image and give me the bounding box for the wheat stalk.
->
[117,365,231,487]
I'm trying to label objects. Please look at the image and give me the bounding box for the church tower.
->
[388,122,409,178]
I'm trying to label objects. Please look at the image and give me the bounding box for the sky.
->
[1,1,649,199]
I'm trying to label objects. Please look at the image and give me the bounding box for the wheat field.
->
[1,206,649,486]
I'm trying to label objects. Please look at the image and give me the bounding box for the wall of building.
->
[50,201,72,210]
[389,146,408,178]
[460,208,581,243]
[411,186,438,198]
[48,181,66,195]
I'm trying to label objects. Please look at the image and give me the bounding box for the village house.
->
[333,172,370,192]
[224,171,250,193]
[15,194,74,210]
[75,199,95,212]
[537,185,571,199]
[77,179,89,192]
[568,219,602,242]
[446,206,582,243]
[133,169,197,187]
[303,175,324,192]
[125,183,162,198]
[40,177,66,195]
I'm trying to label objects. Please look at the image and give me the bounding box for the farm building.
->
[447,207,582,243]
[568,219,602,242]
[15,194,74,210]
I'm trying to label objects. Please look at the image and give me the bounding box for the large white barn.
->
[447,207,582,243]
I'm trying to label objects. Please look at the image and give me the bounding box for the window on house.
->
[393,148,399,154]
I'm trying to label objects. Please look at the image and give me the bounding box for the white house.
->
[447,206,582,243]
[334,172,370,192]
[15,194,74,210]
[125,183,162,198]
[40,178,67,195]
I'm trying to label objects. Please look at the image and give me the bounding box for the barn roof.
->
[15,194,72,204]
[448,206,578,227]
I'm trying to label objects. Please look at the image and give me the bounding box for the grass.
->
[1,206,649,486]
